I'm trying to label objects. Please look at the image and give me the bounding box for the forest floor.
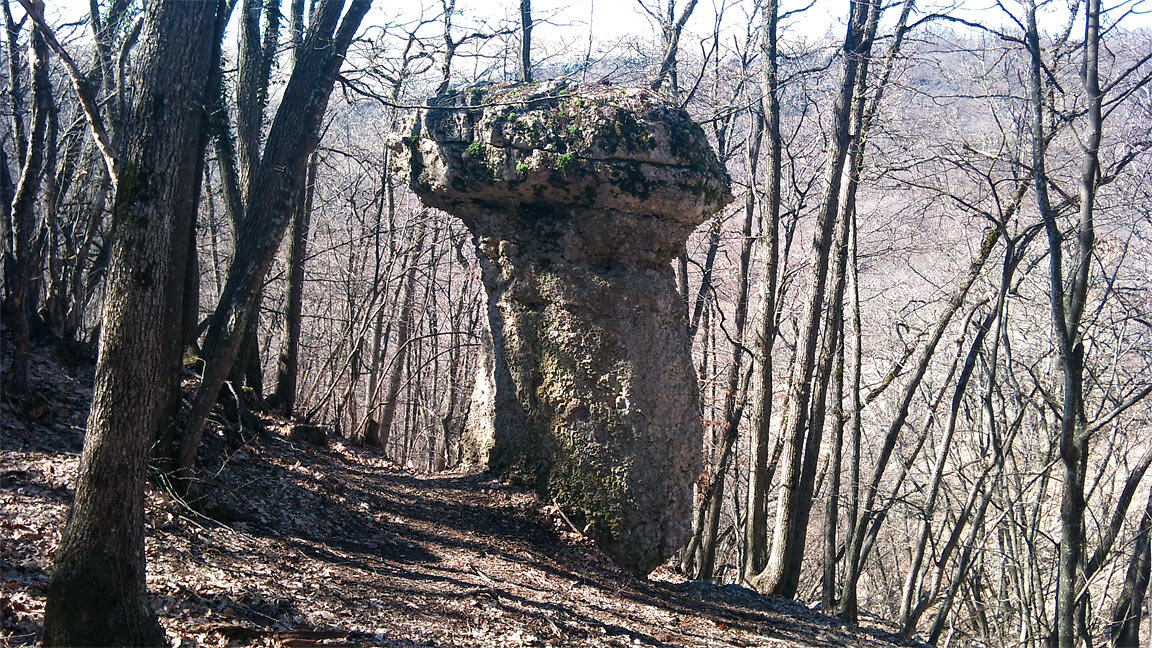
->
[1,343,916,648]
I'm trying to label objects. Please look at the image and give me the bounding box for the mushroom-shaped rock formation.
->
[398,81,733,574]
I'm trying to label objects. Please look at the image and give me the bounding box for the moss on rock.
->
[398,81,732,574]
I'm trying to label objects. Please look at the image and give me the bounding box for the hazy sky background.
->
[363,0,1152,47]
[35,0,1152,79]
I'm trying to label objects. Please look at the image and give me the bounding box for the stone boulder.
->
[398,80,732,574]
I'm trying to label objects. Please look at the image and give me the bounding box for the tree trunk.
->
[374,231,424,451]
[650,0,697,94]
[743,0,782,579]
[688,112,761,580]
[1107,488,1152,648]
[41,1,221,644]
[837,226,1000,622]
[519,0,532,82]
[821,317,845,610]
[750,0,877,598]
[898,307,996,636]
[274,152,317,415]
[3,2,51,393]
[1022,1,1101,644]
[174,0,372,484]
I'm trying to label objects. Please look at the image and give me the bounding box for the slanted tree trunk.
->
[823,0,914,608]
[1107,488,1152,648]
[41,1,222,644]
[837,225,1001,622]
[173,0,372,485]
[897,306,997,635]
[649,0,697,94]
[815,131,860,608]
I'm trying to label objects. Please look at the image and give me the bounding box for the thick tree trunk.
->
[41,1,221,644]
[220,0,283,403]
[231,296,265,397]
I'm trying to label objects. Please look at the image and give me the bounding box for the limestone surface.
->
[398,80,732,574]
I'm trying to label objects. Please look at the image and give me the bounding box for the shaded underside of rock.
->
[399,80,732,574]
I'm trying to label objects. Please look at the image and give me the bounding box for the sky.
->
[363,0,1152,49]
[34,0,1152,72]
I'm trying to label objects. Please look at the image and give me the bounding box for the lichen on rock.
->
[398,80,732,574]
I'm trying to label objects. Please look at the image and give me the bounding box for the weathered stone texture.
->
[400,81,732,573]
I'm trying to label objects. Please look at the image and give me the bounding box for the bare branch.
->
[16,0,118,186]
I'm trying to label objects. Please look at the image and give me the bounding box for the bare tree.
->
[749,0,879,599]
[272,152,317,415]
[1021,0,1100,644]
[173,0,372,485]
[519,0,532,82]
[1,0,51,393]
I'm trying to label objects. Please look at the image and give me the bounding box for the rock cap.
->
[397,80,733,228]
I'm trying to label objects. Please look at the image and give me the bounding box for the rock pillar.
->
[398,81,732,573]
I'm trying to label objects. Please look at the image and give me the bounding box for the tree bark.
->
[1107,488,1152,648]
[41,1,222,644]
[743,0,782,579]
[750,0,877,598]
[650,0,697,94]
[274,152,317,415]
[3,0,51,393]
[229,0,283,400]
[174,0,372,484]
[519,0,532,82]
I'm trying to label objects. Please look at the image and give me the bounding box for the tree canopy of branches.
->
[2,0,1150,645]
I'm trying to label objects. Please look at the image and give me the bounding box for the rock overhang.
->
[397,80,733,254]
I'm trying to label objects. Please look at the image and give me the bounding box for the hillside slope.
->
[2,345,915,647]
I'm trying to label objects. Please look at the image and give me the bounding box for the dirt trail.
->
[2,347,913,647]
